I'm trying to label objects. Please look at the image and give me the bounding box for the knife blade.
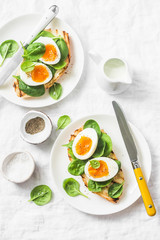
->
[112,101,156,216]
[0,5,59,86]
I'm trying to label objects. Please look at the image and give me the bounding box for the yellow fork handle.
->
[134,168,156,216]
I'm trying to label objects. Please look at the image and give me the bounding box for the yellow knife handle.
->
[134,167,156,216]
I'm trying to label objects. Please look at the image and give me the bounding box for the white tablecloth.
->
[0,0,160,239]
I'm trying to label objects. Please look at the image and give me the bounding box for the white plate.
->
[50,114,151,215]
[0,14,84,108]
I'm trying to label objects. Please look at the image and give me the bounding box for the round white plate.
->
[50,114,151,215]
[0,14,84,108]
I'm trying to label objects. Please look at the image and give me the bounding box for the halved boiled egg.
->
[35,37,61,65]
[72,128,98,160]
[20,62,52,86]
[85,157,118,182]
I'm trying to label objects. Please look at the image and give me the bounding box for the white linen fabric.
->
[0,0,160,239]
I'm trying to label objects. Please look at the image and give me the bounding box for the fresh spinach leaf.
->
[13,75,45,97]
[21,61,35,72]
[30,30,55,44]
[84,119,101,139]
[92,138,106,158]
[88,179,112,192]
[46,64,56,77]
[68,160,87,176]
[108,182,124,199]
[54,38,68,61]
[63,178,88,198]
[115,160,121,171]
[68,148,78,161]
[57,115,71,130]
[23,42,46,61]
[88,180,102,192]
[90,160,100,169]
[0,40,19,66]
[28,185,52,206]
[49,82,62,100]
[101,133,112,157]
[53,60,67,69]
[62,140,73,149]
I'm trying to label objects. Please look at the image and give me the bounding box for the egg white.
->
[85,157,118,182]
[35,37,61,65]
[20,62,52,86]
[72,128,98,160]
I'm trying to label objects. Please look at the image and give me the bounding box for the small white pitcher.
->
[89,52,132,95]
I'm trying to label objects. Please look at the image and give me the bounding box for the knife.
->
[0,5,59,86]
[112,101,156,216]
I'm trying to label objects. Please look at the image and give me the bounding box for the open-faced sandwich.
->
[63,119,124,203]
[13,29,70,98]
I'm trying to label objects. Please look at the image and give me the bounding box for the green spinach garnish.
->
[30,30,55,44]
[28,185,52,206]
[92,137,106,158]
[63,178,88,198]
[49,82,62,100]
[68,160,87,176]
[0,39,19,66]
[53,59,67,69]
[54,38,69,61]
[108,182,124,199]
[90,160,100,169]
[84,119,101,139]
[57,115,71,130]
[23,42,46,61]
[101,133,112,157]
[115,160,121,171]
[88,179,112,192]
[62,140,73,149]
[21,61,35,72]
[13,75,45,97]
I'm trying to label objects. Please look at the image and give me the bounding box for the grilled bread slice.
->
[13,28,70,98]
[68,127,124,203]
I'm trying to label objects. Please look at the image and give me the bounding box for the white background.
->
[0,0,160,239]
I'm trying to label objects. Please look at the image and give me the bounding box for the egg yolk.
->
[88,160,109,178]
[42,44,58,61]
[75,136,92,155]
[31,65,49,82]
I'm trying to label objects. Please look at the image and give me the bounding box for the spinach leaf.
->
[13,75,45,97]
[46,64,56,77]
[54,38,69,61]
[88,179,112,192]
[68,148,78,161]
[115,160,121,171]
[23,42,46,61]
[62,140,73,149]
[84,119,101,139]
[63,178,88,198]
[30,30,55,44]
[101,133,112,157]
[68,160,87,176]
[108,182,124,199]
[90,160,100,169]
[88,180,102,192]
[53,60,67,70]
[92,138,106,158]
[0,40,19,66]
[49,82,62,100]
[28,185,52,206]
[21,61,35,72]
[57,115,71,130]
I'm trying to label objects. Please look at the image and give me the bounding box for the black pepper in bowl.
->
[25,117,45,135]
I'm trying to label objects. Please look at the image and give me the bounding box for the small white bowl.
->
[20,110,53,144]
[1,151,35,183]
